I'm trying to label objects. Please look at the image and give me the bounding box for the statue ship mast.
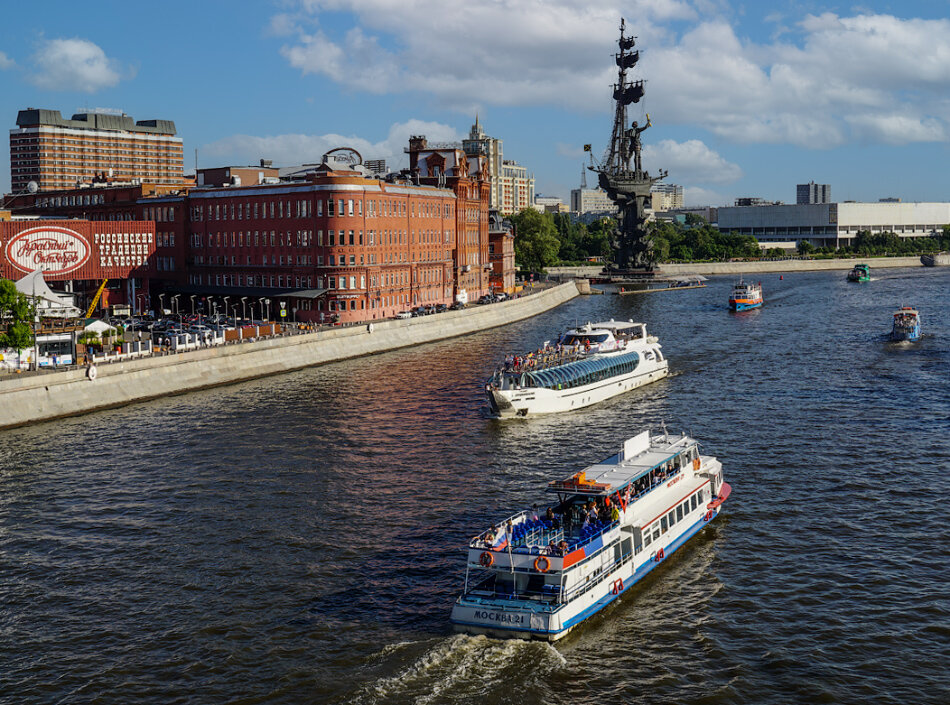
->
[590,18,667,272]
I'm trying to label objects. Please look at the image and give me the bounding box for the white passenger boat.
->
[450,430,730,641]
[485,321,668,417]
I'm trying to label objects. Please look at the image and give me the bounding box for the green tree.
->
[0,279,34,350]
[797,240,816,256]
[510,209,561,272]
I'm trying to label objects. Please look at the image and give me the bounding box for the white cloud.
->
[682,185,726,207]
[272,3,950,149]
[28,38,130,93]
[202,119,462,171]
[0,51,14,70]
[644,139,742,183]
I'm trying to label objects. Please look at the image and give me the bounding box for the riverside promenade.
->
[549,255,923,278]
[0,283,579,430]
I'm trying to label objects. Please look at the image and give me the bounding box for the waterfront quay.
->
[0,283,578,430]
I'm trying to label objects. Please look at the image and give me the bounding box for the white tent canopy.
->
[15,270,82,318]
[83,319,116,334]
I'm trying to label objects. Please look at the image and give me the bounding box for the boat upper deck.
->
[547,431,698,497]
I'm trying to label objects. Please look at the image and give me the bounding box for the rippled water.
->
[2,268,948,704]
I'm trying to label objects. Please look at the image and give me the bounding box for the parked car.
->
[435,303,448,313]
[412,306,429,317]
[477,294,497,304]
[449,301,465,311]
[495,292,509,301]
[395,311,413,319]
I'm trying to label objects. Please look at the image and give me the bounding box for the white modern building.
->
[717,202,950,249]
[570,187,615,215]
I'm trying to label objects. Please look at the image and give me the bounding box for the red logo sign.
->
[5,227,91,275]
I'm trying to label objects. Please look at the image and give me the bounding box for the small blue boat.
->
[890,307,921,342]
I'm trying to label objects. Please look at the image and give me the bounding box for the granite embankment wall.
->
[0,283,578,430]
[548,256,923,278]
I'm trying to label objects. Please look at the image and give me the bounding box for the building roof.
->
[16,109,177,135]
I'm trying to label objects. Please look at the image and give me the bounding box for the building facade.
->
[797,181,831,205]
[650,183,684,212]
[462,117,534,215]
[570,187,615,215]
[717,202,950,249]
[408,135,492,303]
[5,140,496,323]
[488,211,516,295]
[0,218,156,314]
[10,109,184,193]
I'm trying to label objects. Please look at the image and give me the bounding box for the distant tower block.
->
[797,181,831,204]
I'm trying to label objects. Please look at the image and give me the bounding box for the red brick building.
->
[3,139,500,324]
[488,210,516,295]
[407,136,491,303]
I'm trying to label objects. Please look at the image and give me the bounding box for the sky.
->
[2,0,950,207]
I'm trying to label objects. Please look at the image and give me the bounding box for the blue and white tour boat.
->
[450,429,730,641]
[485,320,668,418]
[890,306,921,342]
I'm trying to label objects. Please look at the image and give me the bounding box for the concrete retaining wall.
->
[1,283,579,429]
[549,257,922,278]
[658,257,922,276]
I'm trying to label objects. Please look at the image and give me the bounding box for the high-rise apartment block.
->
[797,181,831,204]
[462,117,534,215]
[651,183,683,211]
[10,108,184,192]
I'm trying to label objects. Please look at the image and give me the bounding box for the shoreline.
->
[549,255,923,278]
[0,283,579,431]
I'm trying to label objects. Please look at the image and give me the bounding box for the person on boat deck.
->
[558,539,570,555]
[610,504,620,522]
[484,525,497,548]
[545,507,561,529]
[547,539,559,556]
[530,504,540,522]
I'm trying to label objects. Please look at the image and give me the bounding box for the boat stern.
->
[450,598,563,641]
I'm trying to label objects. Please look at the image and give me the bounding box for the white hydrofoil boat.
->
[486,321,668,418]
[450,430,730,641]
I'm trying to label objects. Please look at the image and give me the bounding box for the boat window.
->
[676,505,683,522]
[667,511,675,527]
[652,527,660,541]
[643,531,651,547]
[660,516,668,533]
[681,501,689,516]
[691,494,698,510]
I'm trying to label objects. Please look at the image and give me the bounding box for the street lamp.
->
[171,294,180,317]
[250,300,257,321]
[190,294,196,316]
[158,293,165,316]
[264,298,271,321]
[223,296,230,325]
[241,296,247,323]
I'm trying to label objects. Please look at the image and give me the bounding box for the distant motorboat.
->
[890,307,921,342]
[847,263,871,282]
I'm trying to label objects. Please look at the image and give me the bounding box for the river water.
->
[2,268,948,704]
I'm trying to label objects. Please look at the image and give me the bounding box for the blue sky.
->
[2,0,949,206]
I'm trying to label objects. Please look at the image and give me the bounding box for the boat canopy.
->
[547,432,699,497]
[524,350,640,390]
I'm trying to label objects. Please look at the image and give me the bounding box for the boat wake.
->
[348,634,566,705]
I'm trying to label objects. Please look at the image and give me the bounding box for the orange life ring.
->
[704,510,713,522]
[534,556,550,573]
[479,551,494,568]
[655,548,665,562]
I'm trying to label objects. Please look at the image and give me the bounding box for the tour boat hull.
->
[488,360,668,418]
